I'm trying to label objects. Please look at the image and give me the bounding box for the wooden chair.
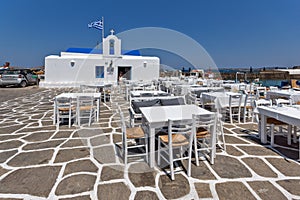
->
[193,113,217,165]
[274,98,291,106]
[157,119,194,180]
[118,107,148,165]
[55,97,77,128]
[242,94,256,123]
[255,86,267,99]
[102,84,112,102]
[228,94,244,124]
[254,99,289,146]
[76,96,97,126]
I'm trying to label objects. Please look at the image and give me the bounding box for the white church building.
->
[41,31,160,87]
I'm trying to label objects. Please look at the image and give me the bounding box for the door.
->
[118,66,131,82]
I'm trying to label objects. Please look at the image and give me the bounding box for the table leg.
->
[260,115,267,144]
[53,100,56,125]
[149,127,155,168]
[288,125,292,145]
[97,99,100,122]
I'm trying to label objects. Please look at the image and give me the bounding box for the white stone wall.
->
[42,54,159,87]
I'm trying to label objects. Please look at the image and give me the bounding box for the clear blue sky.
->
[1,0,300,68]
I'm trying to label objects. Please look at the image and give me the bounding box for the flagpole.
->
[102,16,104,43]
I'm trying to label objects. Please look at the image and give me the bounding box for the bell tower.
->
[103,29,121,56]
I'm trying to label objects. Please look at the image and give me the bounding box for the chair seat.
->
[58,106,75,112]
[159,134,189,146]
[126,127,145,139]
[78,105,95,111]
[267,118,287,126]
[196,127,209,138]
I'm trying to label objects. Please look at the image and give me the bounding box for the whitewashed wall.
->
[42,54,159,87]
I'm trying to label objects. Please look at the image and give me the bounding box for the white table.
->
[125,82,152,101]
[53,93,101,124]
[258,105,300,159]
[266,90,300,104]
[130,90,168,97]
[201,92,244,109]
[140,105,213,168]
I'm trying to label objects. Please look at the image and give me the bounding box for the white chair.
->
[254,99,289,146]
[186,91,197,105]
[269,86,279,91]
[76,96,97,126]
[157,119,194,180]
[228,94,244,124]
[214,104,227,151]
[253,99,272,122]
[193,113,217,165]
[144,84,156,91]
[255,87,267,99]
[239,84,247,92]
[242,94,256,123]
[102,84,112,102]
[275,98,291,106]
[118,108,148,165]
[55,97,77,128]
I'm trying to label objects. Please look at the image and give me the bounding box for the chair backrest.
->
[56,97,73,113]
[167,119,194,147]
[255,87,267,98]
[229,94,243,108]
[254,99,272,107]
[269,86,279,91]
[275,98,291,106]
[77,95,94,110]
[239,84,247,91]
[187,91,197,105]
[244,94,256,108]
[253,99,272,122]
[193,113,217,135]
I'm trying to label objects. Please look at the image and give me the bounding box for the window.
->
[109,39,115,55]
[95,66,104,78]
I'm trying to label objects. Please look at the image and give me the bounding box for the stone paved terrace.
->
[0,87,300,200]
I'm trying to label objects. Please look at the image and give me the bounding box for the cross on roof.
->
[110,29,114,35]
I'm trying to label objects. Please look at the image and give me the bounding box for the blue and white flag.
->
[88,19,103,30]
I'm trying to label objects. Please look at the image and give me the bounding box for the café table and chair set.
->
[53,92,101,128]
[53,81,300,181]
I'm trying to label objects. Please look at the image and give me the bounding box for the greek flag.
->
[88,19,103,30]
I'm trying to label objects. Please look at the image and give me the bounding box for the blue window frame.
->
[95,66,104,78]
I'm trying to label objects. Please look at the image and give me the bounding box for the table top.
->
[258,105,300,117]
[140,105,212,124]
[267,90,300,96]
[55,92,101,99]
[202,91,241,98]
[130,90,167,97]
[258,105,300,126]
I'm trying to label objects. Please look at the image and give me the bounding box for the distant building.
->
[41,31,160,87]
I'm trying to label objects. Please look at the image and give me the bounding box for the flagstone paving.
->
[0,87,300,199]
